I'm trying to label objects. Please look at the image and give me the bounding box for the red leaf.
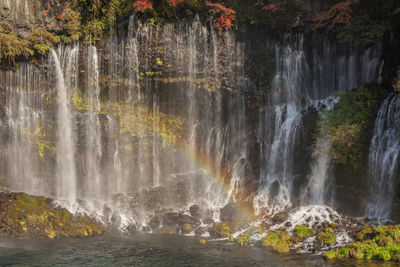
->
[205,1,236,30]
[134,0,153,13]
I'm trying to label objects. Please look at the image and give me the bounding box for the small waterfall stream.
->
[365,93,400,220]
[51,49,78,205]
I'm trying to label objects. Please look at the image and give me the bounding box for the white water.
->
[0,18,389,231]
[254,35,383,216]
[51,49,78,204]
[85,46,103,201]
[365,93,400,220]
[0,16,246,229]
[304,98,338,205]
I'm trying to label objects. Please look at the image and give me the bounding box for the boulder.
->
[162,212,180,226]
[203,218,214,225]
[179,214,201,227]
[189,205,201,218]
[149,215,161,229]
[220,202,241,222]
[194,226,207,236]
[271,212,288,224]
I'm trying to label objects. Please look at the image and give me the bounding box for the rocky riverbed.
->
[2,191,400,263]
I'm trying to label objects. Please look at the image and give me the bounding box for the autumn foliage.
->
[205,1,236,30]
[134,0,153,13]
[168,0,184,7]
[313,0,359,31]
[262,1,282,11]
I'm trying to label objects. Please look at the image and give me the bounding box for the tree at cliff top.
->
[205,1,236,30]
[134,0,154,12]
[313,0,400,43]
[313,0,358,31]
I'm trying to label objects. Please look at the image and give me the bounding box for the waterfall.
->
[254,35,383,215]
[51,49,77,203]
[85,46,103,202]
[365,93,400,220]
[0,16,387,230]
[2,64,47,196]
[303,98,338,205]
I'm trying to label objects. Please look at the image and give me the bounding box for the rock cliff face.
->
[0,0,68,37]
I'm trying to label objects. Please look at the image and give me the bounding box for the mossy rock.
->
[356,225,374,241]
[323,249,337,260]
[318,83,389,168]
[236,230,252,247]
[0,192,106,239]
[199,239,206,245]
[209,222,232,238]
[182,223,193,233]
[294,225,316,239]
[317,230,336,245]
[262,231,292,253]
[323,225,400,262]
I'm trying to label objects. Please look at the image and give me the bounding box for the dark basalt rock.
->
[271,213,289,224]
[162,212,180,226]
[284,221,292,228]
[189,205,201,218]
[203,218,214,225]
[220,202,241,222]
[194,226,207,236]
[149,215,162,229]
[179,214,201,227]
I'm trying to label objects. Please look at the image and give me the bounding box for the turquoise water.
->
[0,234,396,266]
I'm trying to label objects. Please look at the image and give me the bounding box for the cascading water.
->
[0,16,389,234]
[303,98,338,205]
[51,49,78,204]
[1,64,47,196]
[84,46,103,203]
[365,93,400,220]
[0,16,247,230]
[253,35,383,216]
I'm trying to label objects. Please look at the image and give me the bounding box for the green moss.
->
[210,222,233,238]
[325,225,400,262]
[236,230,252,246]
[262,231,292,253]
[324,249,337,260]
[29,28,60,55]
[0,193,106,239]
[356,225,374,241]
[373,247,391,261]
[318,230,336,245]
[0,26,33,64]
[294,225,316,239]
[21,124,55,159]
[318,83,388,168]
[62,7,82,43]
[183,223,192,232]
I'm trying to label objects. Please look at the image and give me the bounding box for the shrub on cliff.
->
[29,28,60,55]
[0,22,33,64]
[318,83,387,168]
